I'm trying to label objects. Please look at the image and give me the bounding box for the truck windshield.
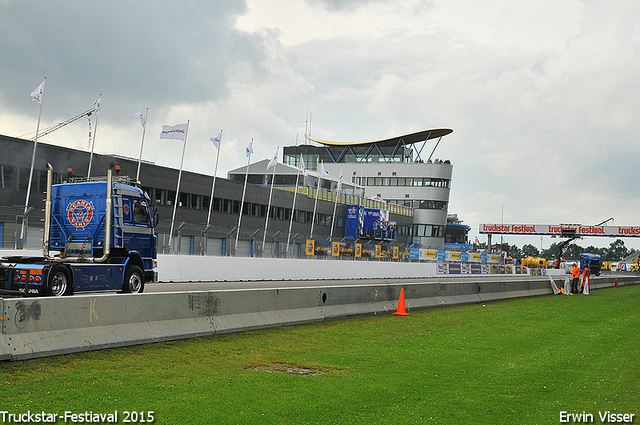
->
[133,200,149,224]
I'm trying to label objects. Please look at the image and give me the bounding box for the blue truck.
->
[0,165,158,296]
[580,253,602,276]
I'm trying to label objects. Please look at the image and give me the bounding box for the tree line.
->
[474,239,637,262]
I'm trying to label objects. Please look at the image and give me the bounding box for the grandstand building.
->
[230,129,458,249]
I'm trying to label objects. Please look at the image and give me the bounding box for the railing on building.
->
[271,185,414,218]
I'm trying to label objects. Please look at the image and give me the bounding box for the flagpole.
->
[168,120,189,253]
[330,191,338,240]
[359,161,363,205]
[87,94,101,178]
[136,107,148,182]
[21,77,46,245]
[330,166,343,240]
[262,147,278,255]
[234,139,253,253]
[310,160,323,238]
[206,130,222,227]
[286,153,303,257]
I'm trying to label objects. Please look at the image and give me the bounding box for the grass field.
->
[1,285,638,424]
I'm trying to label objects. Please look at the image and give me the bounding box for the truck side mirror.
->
[151,206,159,228]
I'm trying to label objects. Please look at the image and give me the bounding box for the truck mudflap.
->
[0,288,27,297]
[0,264,46,296]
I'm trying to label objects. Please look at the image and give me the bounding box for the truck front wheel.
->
[46,265,72,296]
[123,265,145,294]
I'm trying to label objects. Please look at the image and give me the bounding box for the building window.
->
[167,190,176,206]
[38,170,47,193]
[211,197,222,212]
[155,189,166,206]
[413,224,444,238]
[0,165,16,190]
[18,168,30,192]
[224,199,233,213]
[179,192,189,208]
[418,200,448,210]
[191,194,202,209]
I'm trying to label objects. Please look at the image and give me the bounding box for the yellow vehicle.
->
[520,256,550,268]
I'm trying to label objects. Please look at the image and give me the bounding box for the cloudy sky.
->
[1,0,640,251]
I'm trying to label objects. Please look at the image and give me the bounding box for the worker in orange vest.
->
[581,264,591,293]
[571,263,580,294]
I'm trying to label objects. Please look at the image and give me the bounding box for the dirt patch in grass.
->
[249,363,328,376]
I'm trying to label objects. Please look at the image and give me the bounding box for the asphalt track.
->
[138,275,530,293]
[138,272,626,294]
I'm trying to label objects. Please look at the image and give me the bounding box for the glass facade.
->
[354,176,450,188]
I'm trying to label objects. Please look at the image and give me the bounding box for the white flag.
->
[210,132,221,150]
[300,154,308,177]
[160,123,188,141]
[337,170,343,191]
[245,139,254,157]
[320,162,329,178]
[132,110,147,128]
[267,147,278,170]
[88,118,92,149]
[31,81,45,104]
[94,97,101,117]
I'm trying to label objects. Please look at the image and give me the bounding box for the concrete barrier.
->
[8,274,637,361]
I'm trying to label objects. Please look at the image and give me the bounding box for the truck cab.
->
[0,166,158,296]
[580,253,601,276]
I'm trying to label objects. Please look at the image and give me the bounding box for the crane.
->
[27,108,95,141]
[554,217,614,268]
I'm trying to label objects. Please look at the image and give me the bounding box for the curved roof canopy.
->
[307,128,453,148]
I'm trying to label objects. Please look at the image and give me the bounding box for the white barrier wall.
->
[0,250,572,283]
[156,255,440,282]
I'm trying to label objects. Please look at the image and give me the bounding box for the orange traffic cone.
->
[615,278,618,288]
[393,288,409,316]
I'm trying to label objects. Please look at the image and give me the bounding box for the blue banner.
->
[344,205,396,240]
[444,243,473,250]
[314,240,331,256]
[344,205,360,239]
[448,263,462,274]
